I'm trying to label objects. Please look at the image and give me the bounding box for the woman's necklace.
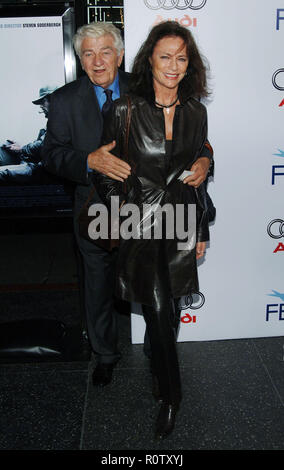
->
[154,96,179,114]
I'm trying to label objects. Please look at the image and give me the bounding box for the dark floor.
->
[0,224,284,451]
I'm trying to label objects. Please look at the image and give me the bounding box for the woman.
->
[93,21,211,439]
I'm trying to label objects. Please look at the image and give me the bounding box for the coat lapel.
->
[166,102,206,187]
[77,75,103,137]
[73,72,129,152]
[77,71,129,135]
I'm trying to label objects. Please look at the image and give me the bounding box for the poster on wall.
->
[0,6,76,217]
[124,0,284,343]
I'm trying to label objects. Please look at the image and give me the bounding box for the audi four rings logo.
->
[144,0,207,10]
[272,69,284,91]
[267,219,284,239]
[179,292,205,310]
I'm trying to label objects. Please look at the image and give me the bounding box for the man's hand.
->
[4,141,22,153]
[88,140,131,182]
[196,241,206,260]
[183,157,211,188]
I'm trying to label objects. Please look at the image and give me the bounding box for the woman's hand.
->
[196,241,206,260]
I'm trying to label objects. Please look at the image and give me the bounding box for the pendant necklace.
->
[155,96,179,114]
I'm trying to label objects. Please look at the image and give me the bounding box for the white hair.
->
[73,22,124,58]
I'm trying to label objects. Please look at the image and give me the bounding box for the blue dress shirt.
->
[94,73,120,110]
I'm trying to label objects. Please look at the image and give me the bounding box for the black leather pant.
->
[141,252,182,406]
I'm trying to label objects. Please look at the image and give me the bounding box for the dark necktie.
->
[101,89,113,117]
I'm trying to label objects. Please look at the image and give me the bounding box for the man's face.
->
[80,34,124,88]
[38,98,49,118]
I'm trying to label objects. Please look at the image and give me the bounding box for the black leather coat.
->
[94,94,210,307]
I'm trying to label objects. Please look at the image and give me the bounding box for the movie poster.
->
[0,12,75,214]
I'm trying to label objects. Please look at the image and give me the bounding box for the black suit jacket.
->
[42,70,130,206]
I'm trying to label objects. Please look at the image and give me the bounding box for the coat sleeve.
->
[195,183,210,242]
[199,139,214,177]
[21,129,45,163]
[195,107,212,242]
[42,92,90,185]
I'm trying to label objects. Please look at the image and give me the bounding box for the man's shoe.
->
[155,402,179,440]
[92,363,114,387]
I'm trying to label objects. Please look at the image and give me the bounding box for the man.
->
[42,22,213,387]
[0,86,56,183]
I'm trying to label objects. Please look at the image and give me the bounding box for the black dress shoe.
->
[92,363,114,387]
[155,402,179,440]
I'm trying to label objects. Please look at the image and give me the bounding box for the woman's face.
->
[149,35,189,93]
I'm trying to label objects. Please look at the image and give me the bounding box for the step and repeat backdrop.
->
[124,0,284,343]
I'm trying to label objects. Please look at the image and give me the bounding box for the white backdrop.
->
[124,0,284,342]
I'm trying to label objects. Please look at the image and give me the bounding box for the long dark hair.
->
[129,21,209,102]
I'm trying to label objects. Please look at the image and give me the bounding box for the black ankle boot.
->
[155,402,179,440]
[152,374,163,404]
[149,360,163,404]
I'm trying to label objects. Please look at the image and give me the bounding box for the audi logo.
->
[272,69,284,91]
[144,0,207,10]
[179,291,205,310]
[267,219,284,239]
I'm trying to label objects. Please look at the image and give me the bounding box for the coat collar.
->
[77,75,103,128]
[77,70,130,98]
[77,70,130,125]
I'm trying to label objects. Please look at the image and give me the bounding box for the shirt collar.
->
[93,72,120,109]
